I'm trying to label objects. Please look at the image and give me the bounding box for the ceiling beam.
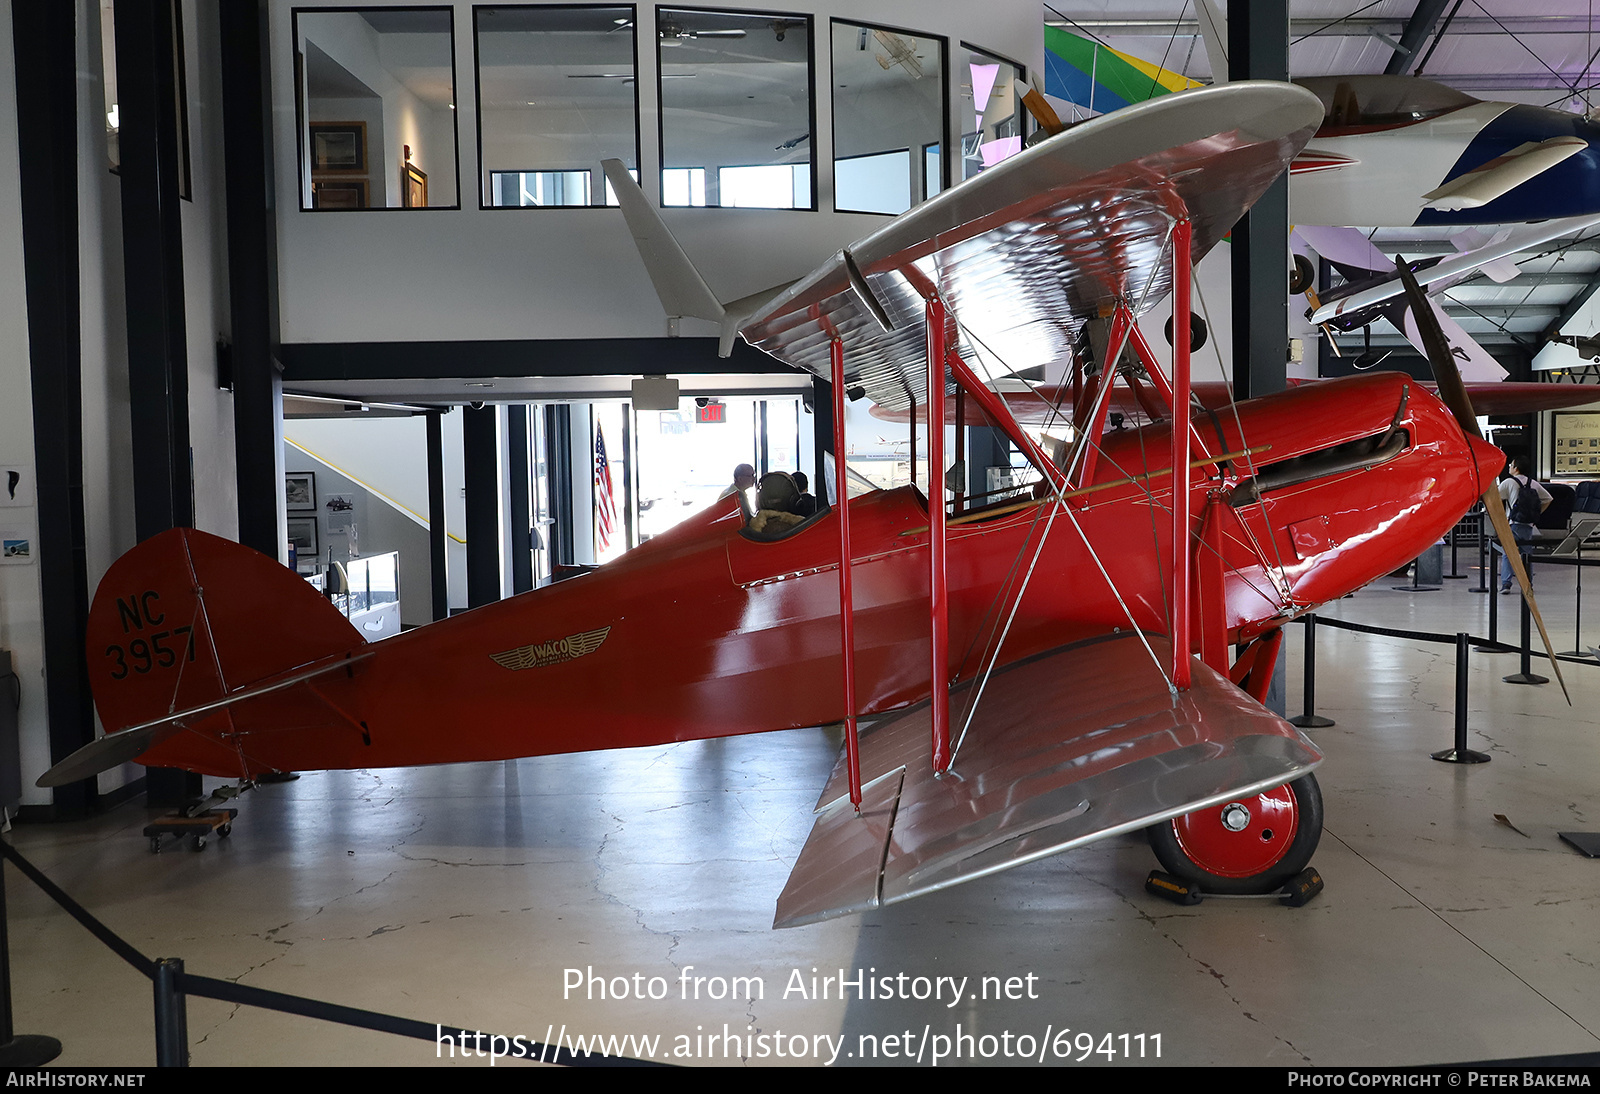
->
[1385,0,1452,75]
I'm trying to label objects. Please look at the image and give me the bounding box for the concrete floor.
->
[8,551,1600,1067]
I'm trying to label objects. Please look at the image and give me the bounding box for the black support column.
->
[1228,1,1290,399]
[506,406,534,594]
[116,0,193,538]
[13,0,96,814]
[117,0,199,806]
[219,0,282,557]
[463,405,501,608]
[426,410,449,620]
[811,377,833,502]
[545,405,575,568]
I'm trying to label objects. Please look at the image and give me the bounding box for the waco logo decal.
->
[490,627,611,671]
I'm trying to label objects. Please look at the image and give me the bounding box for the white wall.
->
[0,0,49,807]
[271,0,1044,345]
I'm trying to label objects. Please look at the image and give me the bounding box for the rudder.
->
[72,528,364,779]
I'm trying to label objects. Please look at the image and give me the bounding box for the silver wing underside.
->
[774,633,1321,929]
[739,82,1323,411]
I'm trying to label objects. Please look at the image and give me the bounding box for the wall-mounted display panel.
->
[831,20,945,216]
[657,7,814,209]
[961,42,1026,181]
[1554,412,1600,477]
[294,7,460,210]
[475,5,640,208]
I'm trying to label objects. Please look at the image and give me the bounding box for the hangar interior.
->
[2,0,1600,1067]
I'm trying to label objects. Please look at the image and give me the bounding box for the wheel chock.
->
[1279,866,1323,907]
[1145,870,1203,905]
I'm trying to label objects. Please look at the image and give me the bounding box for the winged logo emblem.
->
[489,627,611,671]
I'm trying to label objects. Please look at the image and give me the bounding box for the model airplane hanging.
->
[1046,1,1600,229]
[42,83,1529,928]
[1044,7,1600,390]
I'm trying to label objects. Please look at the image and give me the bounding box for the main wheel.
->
[1289,253,1316,295]
[1147,774,1323,895]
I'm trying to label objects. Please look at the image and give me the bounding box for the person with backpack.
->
[1498,458,1551,593]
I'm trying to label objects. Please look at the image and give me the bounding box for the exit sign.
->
[696,402,725,424]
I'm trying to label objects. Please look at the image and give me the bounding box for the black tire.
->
[1162,313,1209,353]
[1289,253,1316,295]
[1146,774,1323,895]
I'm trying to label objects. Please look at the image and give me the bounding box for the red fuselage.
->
[137,373,1499,779]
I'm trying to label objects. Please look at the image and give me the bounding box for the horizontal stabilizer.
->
[774,633,1320,928]
[37,723,186,788]
[1423,138,1586,211]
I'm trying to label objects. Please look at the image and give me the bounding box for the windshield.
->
[1295,75,1479,128]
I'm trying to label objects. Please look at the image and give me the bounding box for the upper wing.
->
[774,632,1320,928]
[738,82,1322,411]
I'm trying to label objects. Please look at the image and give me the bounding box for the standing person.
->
[1499,457,1551,593]
[719,463,756,501]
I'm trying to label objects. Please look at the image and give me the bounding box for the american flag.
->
[594,425,617,552]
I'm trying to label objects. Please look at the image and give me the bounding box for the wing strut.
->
[927,297,952,773]
[1170,216,1194,691]
[830,337,864,809]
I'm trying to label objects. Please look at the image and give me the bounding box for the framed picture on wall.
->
[287,517,319,561]
[286,472,317,511]
[312,178,368,210]
[310,122,367,173]
[403,162,428,208]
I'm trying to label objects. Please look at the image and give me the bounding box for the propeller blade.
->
[1481,486,1568,701]
[1395,259,1570,702]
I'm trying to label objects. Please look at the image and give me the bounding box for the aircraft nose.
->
[1468,432,1505,496]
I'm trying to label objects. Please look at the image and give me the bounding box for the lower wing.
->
[774,632,1319,928]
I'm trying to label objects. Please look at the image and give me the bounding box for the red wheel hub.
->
[1170,784,1300,879]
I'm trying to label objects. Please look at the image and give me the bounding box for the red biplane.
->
[43,82,1530,928]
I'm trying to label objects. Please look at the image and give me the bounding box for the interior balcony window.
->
[294,8,459,210]
[831,20,945,215]
[475,5,640,209]
[657,7,814,210]
[961,43,1026,181]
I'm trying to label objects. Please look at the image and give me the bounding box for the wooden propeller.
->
[1395,259,1569,702]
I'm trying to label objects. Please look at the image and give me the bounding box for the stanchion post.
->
[1446,518,1466,578]
[1289,614,1334,729]
[1504,592,1549,686]
[153,957,188,1067]
[0,852,61,1066]
[1478,557,1502,652]
[1471,508,1490,594]
[1433,632,1490,764]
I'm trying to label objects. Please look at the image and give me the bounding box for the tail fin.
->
[40,529,364,785]
[600,159,727,324]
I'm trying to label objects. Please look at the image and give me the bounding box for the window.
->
[475,6,640,208]
[961,43,1026,181]
[294,8,459,210]
[831,20,945,215]
[657,8,814,209]
[490,168,591,206]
